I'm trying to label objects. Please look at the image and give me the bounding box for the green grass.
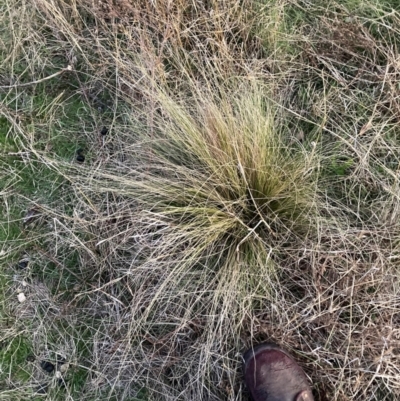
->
[0,335,33,383]
[0,6,97,397]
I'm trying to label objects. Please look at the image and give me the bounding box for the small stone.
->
[100,126,108,135]
[17,292,26,303]
[59,362,69,373]
[40,360,55,373]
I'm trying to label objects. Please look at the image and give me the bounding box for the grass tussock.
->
[1,1,400,401]
[92,84,321,261]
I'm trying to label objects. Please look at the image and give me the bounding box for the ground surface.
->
[1,1,400,400]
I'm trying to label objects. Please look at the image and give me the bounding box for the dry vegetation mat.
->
[1,0,400,400]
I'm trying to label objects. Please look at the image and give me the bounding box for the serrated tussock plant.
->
[92,83,322,278]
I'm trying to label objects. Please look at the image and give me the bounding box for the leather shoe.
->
[243,342,314,401]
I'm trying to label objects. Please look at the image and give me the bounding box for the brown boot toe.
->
[243,343,314,401]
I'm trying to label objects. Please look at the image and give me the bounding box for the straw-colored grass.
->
[1,1,400,401]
